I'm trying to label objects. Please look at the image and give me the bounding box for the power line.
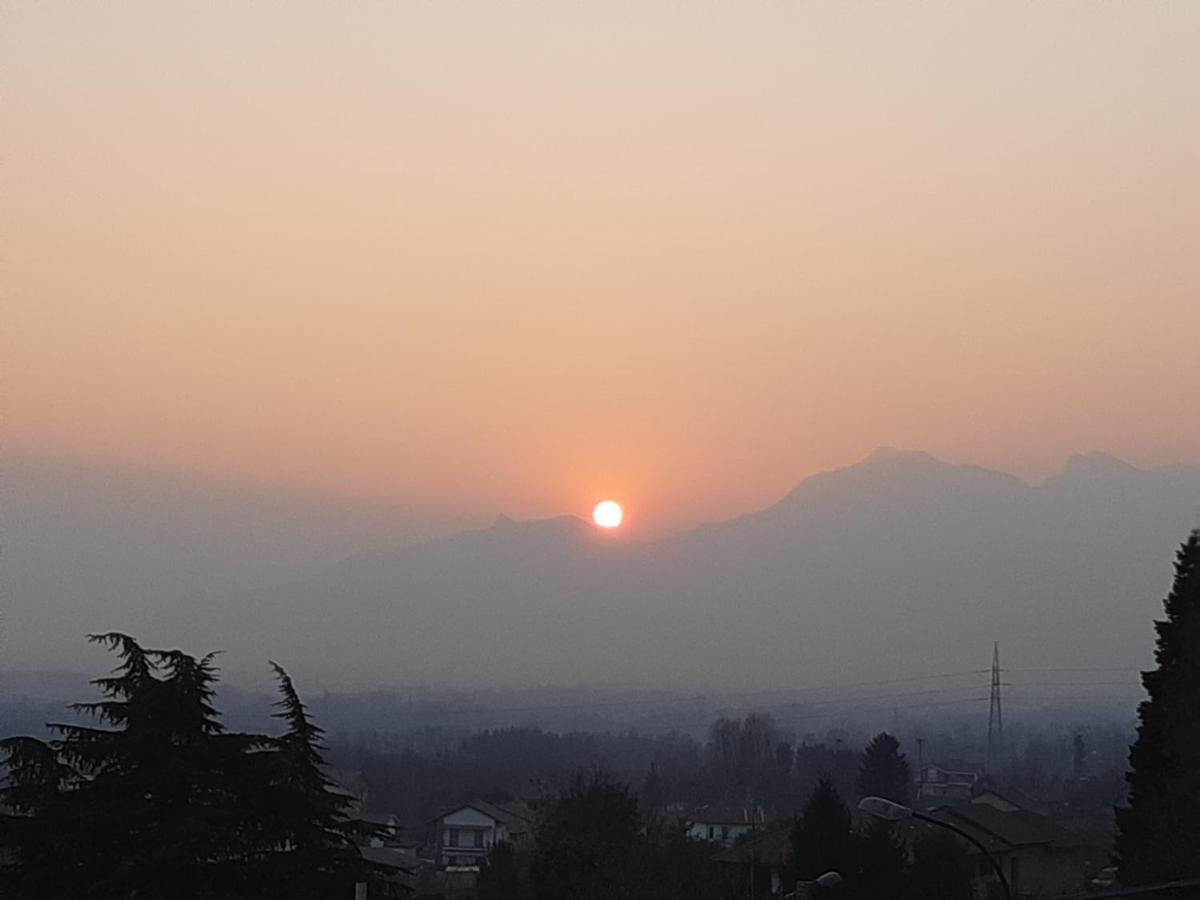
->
[1006,680,1139,688]
[322,669,998,721]
[316,665,1146,724]
[1006,666,1141,673]
[785,695,991,723]
[1005,695,1143,705]
[773,669,989,696]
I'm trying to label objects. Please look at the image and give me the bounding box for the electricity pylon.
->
[986,641,1004,774]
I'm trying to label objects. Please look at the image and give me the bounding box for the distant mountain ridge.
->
[224,450,1200,690]
[6,450,1199,692]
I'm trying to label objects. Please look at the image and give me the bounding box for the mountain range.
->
[5,449,1199,692]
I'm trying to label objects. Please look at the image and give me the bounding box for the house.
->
[359,846,417,896]
[428,800,535,869]
[711,826,793,897]
[684,804,769,846]
[916,761,982,804]
[917,802,1109,899]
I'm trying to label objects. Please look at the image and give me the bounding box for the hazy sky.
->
[6,2,1199,538]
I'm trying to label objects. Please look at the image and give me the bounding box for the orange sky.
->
[5,2,1199,538]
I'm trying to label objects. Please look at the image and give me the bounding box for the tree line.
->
[332,716,879,824]
[469,763,974,900]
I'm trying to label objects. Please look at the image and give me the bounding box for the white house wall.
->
[443,808,496,828]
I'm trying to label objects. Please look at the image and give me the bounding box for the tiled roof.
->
[928,804,1090,851]
[711,827,793,867]
[471,799,535,833]
[429,799,535,834]
[685,805,766,826]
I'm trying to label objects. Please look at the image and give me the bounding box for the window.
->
[721,826,729,840]
[474,830,484,848]
[707,826,714,839]
[448,828,460,847]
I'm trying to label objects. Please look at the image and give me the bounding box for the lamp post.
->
[793,871,842,898]
[857,797,1011,900]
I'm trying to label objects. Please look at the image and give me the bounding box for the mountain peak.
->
[1055,452,1140,482]
[862,446,937,466]
[482,513,591,538]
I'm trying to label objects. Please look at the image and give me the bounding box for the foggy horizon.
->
[7,444,1198,695]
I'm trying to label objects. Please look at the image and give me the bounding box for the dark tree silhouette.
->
[640,760,663,809]
[529,772,641,900]
[856,732,912,804]
[1115,528,1200,884]
[638,822,723,900]
[29,634,257,897]
[259,661,380,896]
[906,828,973,900]
[705,712,784,801]
[0,634,396,899]
[790,777,852,881]
[477,840,524,899]
[853,818,908,897]
[0,735,79,896]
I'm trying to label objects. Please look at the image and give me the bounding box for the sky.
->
[6,1,1199,539]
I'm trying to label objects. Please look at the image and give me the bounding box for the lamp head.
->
[857,796,914,821]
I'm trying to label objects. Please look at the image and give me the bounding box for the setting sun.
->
[592,500,624,529]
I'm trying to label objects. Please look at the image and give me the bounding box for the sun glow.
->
[592,500,624,529]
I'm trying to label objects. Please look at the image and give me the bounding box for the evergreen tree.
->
[906,828,972,900]
[1115,528,1200,884]
[477,840,524,899]
[790,777,852,881]
[260,661,378,897]
[856,732,912,804]
[0,634,403,898]
[45,634,255,897]
[853,818,908,897]
[638,822,723,900]
[0,735,81,896]
[529,772,641,900]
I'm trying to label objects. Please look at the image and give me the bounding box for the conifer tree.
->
[0,735,80,895]
[477,840,524,899]
[856,732,912,805]
[907,828,972,900]
[0,634,404,898]
[0,634,261,897]
[790,777,852,881]
[853,817,908,897]
[1115,529,1200,884]
[261,661,373,896]
[529,772,641,900]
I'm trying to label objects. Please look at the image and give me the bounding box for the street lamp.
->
[792,871,842,898]
[857,797,1012,900]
